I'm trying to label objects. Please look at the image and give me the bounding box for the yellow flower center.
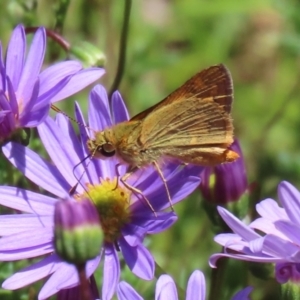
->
[79,177,131,243]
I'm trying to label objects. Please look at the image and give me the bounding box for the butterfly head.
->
[87,130,116,159]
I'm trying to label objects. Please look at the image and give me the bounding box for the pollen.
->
[79,177,131,243]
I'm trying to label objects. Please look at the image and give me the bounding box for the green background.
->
[0,0,299,299]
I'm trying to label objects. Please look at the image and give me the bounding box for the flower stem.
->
[54,0,71,34]
[77,264,92,300]
[25,27,70,52]
[208,257,228,300]
[109,0,132,98]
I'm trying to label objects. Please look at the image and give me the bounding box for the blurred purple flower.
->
[210,181,300,284]
[200,139,248,204]
[117,270,253,300]
[1,85,202,299]
[0,24,104,142]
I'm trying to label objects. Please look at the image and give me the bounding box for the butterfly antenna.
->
[51,104,95,133]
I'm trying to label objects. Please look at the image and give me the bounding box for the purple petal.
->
[130,162,194,193]
[0,43,5,90]
[54,113,83,158]
[0,90,12,111]
[128,164,178,197]
[209,253,281,268]
[186,270,205,300]
[55,113,77,142]
[102,244,120,300]
[120,238,154,280]
[2,142,70,198]
[5,24,25,90]
[214,233,247,252]
[0,215,53,236]
[20,103,50,127]
[74,102,100,182]
[88,84,112,130]
[0,110,9,122]
[249,237,266,253]
[50,68,105,103]
[17,27,46,103]
[146,175,200,212]
[0,186,57,215]
[231,287,253,300]
[35,76,71,109]
[57,256,101,289]
[278,181,300,227]
[39,264,79,299]
[130,165,202,212]
[0,243,53,261]
[250,218,286,239]
[112,91,130,123]
[275,263,300,284]
[74,101,90,146]
[155,275,177,300]
[132,212,177,234]
[74,102,94,149]
[19,79,40,119]
[117,281,143,300]
[256,198,288,221]
[122,226,147,246]
[87,85,121,179]
[2,254,62,289]
[0,228,52,251]
[39,61,82,95]
[6,75,18,115]
[274,220,300,245]
[0,107,15,137]
[263,234,300,259]
[37,117,90,191]
[217,207,260,241]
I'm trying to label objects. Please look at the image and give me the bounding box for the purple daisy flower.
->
[0,24,104,143]
[117,270,253,300]
[209,181,300,284]
[1,85,202,299]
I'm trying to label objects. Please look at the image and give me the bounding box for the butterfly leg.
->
[113,163,122,190]
[120,168,157,216]
[152,161,174,211]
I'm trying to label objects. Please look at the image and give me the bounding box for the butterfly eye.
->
[98,143,116,157]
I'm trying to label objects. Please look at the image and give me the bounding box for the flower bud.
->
[200,139,248,204]
[70,42,106,68]
[54,198,103,265]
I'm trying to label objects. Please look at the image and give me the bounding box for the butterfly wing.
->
[131,64,232,121]
[137,65,236,165]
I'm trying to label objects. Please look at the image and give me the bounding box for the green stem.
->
[54,0,71,34]
[109,0,132,98]
[208,257,228,300]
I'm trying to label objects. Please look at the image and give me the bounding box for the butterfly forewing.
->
[135,65,233,156]
[131,64,233,121]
